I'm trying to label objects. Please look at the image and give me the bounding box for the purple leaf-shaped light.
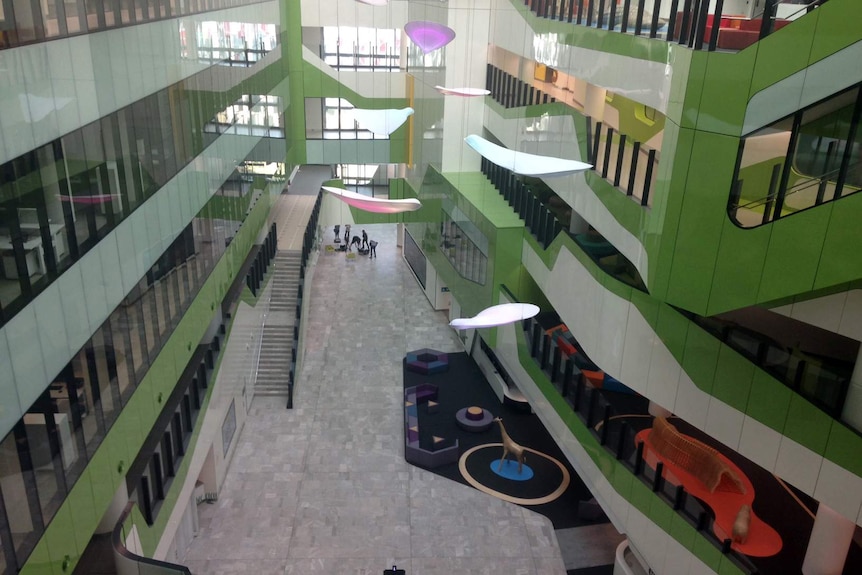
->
[404,21,455,54]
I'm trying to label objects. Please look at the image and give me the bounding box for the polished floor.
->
[180,222,568,574]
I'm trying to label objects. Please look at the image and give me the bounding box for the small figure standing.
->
[369,239,378,258]
[350,235,362,251]
[344,224,351,245]
[361,229,368,250]
[333,225,341,243]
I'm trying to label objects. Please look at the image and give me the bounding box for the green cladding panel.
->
[809,0,862,65]
[697,49,756,137]
[756,202,832,304]
[665,131,739,314]
[707,220,770,315]
[750,11,819,97]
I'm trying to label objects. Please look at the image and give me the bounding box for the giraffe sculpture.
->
[494,417,526,474]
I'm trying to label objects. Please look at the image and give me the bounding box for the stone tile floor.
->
[181,224,568,574]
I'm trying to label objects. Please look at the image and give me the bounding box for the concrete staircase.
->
[254,250,302,397]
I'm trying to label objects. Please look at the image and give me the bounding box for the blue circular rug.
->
[490,459,534,481]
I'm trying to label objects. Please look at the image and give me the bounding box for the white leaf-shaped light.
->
[435,86,491,97]
[352,107,414,136]
[322,186,422,214]
[465,134,592,178]
[449,303,540,330]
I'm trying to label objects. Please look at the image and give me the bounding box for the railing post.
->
[678,0,693,45]
[585,115,594,165]
[759,0,777,40]
[641,149,656,206]
[764,162,782,224]
[614,134,627,186]
[600,405,612,445]
[627,141,640,196]
[649,0,662,38]
[615,421,629,459]
[708,0,725,51]
[602,127,615,179]
[596,0,606,29]
[592,121,603,166]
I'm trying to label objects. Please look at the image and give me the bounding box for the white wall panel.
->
[737,416,781,473]
[774,436,823,493]
[80,249,110,327]
[814,459,862,523]
[646,339,681,413]
[34,281,72,363]
[0,333,21,433]
[57,264,93,358]
[9,306,48,410]
[620,306,654,390]
[0,47,37,158]
[100,236,125,305]
[704,398,744,451]
[673,370,710,429]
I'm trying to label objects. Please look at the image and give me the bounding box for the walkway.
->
[181,222,567,574]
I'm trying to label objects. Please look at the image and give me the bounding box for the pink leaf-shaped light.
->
[405,21,455,54]
[322,186,422,214]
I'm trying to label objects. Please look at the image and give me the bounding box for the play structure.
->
[637,417,782,557]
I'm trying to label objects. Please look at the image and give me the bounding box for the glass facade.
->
[0,175,257,573]
[0,28,279,328]
[0,0,272,49]
[731,83,862,227]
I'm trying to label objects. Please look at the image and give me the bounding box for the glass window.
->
[0,427,43,563]
[11,0,41,43]
[21,411,65,525]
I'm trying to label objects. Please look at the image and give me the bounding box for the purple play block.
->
[405,349,450,375]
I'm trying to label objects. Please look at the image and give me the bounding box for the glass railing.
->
[587,118,658,208]
[112,502,191,575]
[480,157,648,291]
[520,0,828,52]
[730,160,861,227]
[517,310,761,574]
[485,63,659,209]
[678,309,853,419]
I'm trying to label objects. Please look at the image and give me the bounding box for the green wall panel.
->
[665,132,738,313]
[808,0,862,65]
[43,505,78,575]
[645,124,692,300]
[698,49,756,137]
[749,12,819,97]
[649,494,674,532]
[711,345,755,413]
[692,534,722,573]
[670,512,698,551]
[65,468,99,553]
[813,191,862,290]
[681,51,708,130]
[19,540,51,575]
[655,303,689,364]
[682,325,720,395]
[825,421,862,477]
[783,394,833,454]
[756,202,832,303]
[745,369,791,433]
[707,220,770,315]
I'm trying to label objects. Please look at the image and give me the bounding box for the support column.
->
[802,503,854,575]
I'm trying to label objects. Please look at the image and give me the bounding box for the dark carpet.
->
[403,352,604,529]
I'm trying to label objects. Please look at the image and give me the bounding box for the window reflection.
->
[0,169,258,571]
